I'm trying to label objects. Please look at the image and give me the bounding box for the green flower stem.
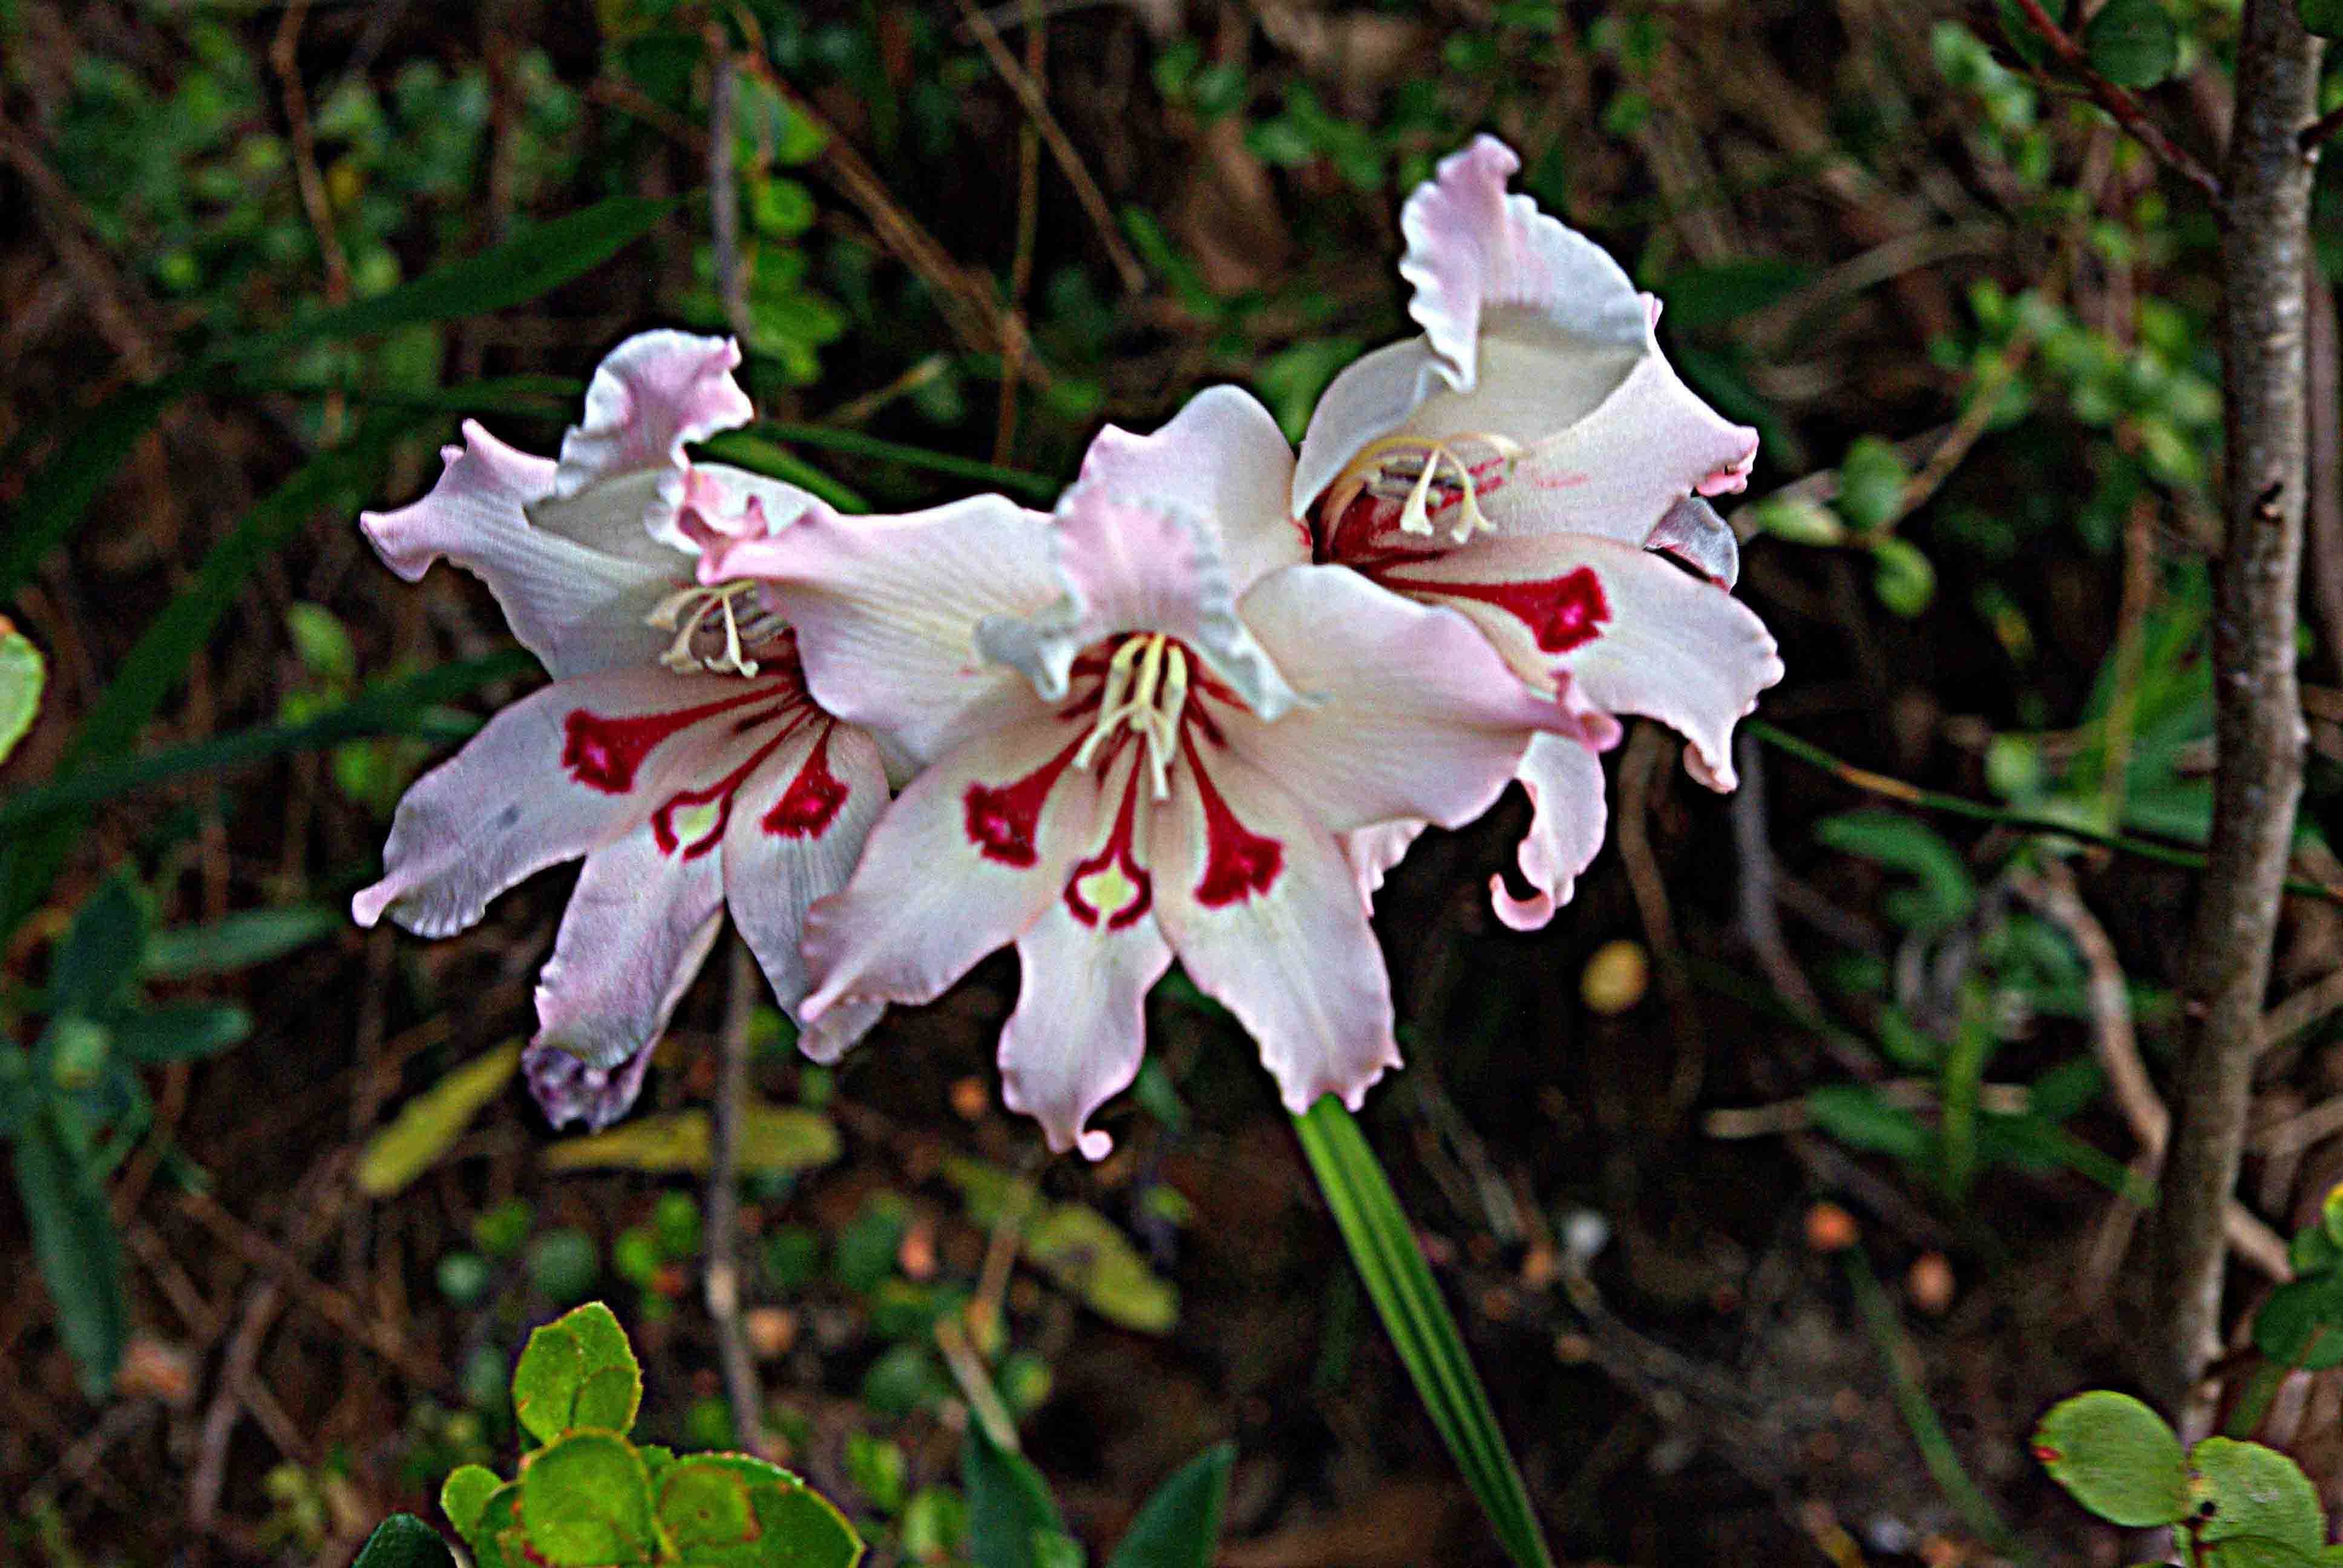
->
[1292,1097,1555,1568]
[1746,719,2343,907]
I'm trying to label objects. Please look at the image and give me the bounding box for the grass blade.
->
[1292,1097,1555,1568]
[11,1101,128,1398]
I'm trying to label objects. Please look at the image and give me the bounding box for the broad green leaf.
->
[1654,259,1814,330]
[2033,1392,2188,1526]
[356,1040,522,1197]
[541,1103,839,1175]
[513,1302,643,1445]
[1104,1443,1233,1568]
[441,1465,502,1543]
[963,1424,1068,1568]
[143,906,341,978]
[1293,1098,1555,1568]
[2303,0,2343,38]
[111,1002,252,1064]
[12,1103,128,1397]
[655,1453,863,1567]
[517,1431,656,1567]
[350,1515,459,1568]
[2191,1437,2324,1555]
[2082,0,2180,86]
[0,617,44,767]
[2252,1274,2343,1370]
[2290,1221,2342,1276]
[50,872,149,1016]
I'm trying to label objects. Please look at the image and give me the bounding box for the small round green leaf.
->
[2081,0,2179,87]
[0,617,45,768]
[350,1515,458,1568]
[2252,1275,2343,1369]
[2203,1537,2324,1568]
[2033,1391,2189,1527]
[519,1432,656,1567]
[440,1465,502,1544]
[513,1302,643,1445]
[2191,1438,2324,1555]
[658,1454,863,1567]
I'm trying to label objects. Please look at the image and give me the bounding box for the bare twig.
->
[2301,100,2343,151]
[1731,730,1823,1016]
[270,0,351,307]
[949,0,1146,295]
[2304,265,2343,680]
[2006,0,2224,200]
[1616,725,1705,1116]
[707,938,767,1455]
[994,0,1045,465]
[2145,0,2326,1416]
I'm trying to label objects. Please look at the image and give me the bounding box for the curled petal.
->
[1000,897,1172,1160]
[1643,494,1740,589]
[532,822,726,1068]
[1150,747,1402,1116]
[525,1040,657,1132]
[977,488,1304,720]
[1492,731,1609,932]
[1218,564,1556,833]
[722,718,891,1037]
[1399,135,1648,394]
[358,421,673,679]
[545,331,754,555]
[702,494,1058,771]
[1345,820,1426,911]
[1071,385,1308,593]
[798,717,1104,1021]
[351,668,790,939]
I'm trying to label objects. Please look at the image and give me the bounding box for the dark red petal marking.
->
[1181,733,1282,909]
[563,683,794,794]
[763,724,851,839]
[1064,767,1153,930]
[1379,563,1611,655]
[962,736,1085,868]
[650,711,814,860]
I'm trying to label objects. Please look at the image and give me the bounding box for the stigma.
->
[1323,432,1521,544]
[647,580,779,677]
[1073,633,1191,800]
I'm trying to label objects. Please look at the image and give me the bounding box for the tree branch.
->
[2142,0,2325,1418]
[2007,0,2224,201]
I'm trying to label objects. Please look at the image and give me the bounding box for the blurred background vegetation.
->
[3,0,2341,1563]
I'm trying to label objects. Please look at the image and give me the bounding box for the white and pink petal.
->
[1070,385,1308,593]
[999,890,1172,1160]
[542,331,755,557]
[1492,731,1610,932]
[532,820,727,1069]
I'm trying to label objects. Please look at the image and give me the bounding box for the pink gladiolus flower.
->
[701,387,1568,1158]
[350,332,886,1126]
[1293,136,1784,931]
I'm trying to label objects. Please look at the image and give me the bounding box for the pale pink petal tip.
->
[1397,134,1646,393]
[552,330,755,501]
[1075,1129,1114,1161]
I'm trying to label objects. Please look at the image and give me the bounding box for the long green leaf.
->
[745,421,1060,503]
[12,1102,128,1398]
[1104,1442,1233,1568]
[962,1423,1070,1568]
[1293,1097,1555,1568]
[0,650,528,835]
[1,198,673,603]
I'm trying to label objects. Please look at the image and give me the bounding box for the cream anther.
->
[1073,634,1190,799]
[648,580,767,676]
[1325,432,1522,544]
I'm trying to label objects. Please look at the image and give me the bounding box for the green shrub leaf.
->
[657,1453,863,1567]
[2191,1437,2324,1555]
[963,1424,1068,1568]
[2082,0,2180,86]
[2251,1274,2343,1370]
[0,618,44,768]
[2302,0,2343,38]
[2033,1391,2188,1527]
[439,1466,503,1544]
[12,1102,126,1397]
[350,1515,458,1568]
[513,1302,643,1445]
[518,1431,656,1567]
[540,1103,840,1175]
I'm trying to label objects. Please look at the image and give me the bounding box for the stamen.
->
[647,581,765,677]
[1322,432,1522,542]
[1072,635,1191,799]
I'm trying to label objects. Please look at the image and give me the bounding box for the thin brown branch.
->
[2143,0,2326,1417]
[949,0,1146,295]
[706,38,752,342]
[2301,100,2343,151]
[2006,0,2224,201]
